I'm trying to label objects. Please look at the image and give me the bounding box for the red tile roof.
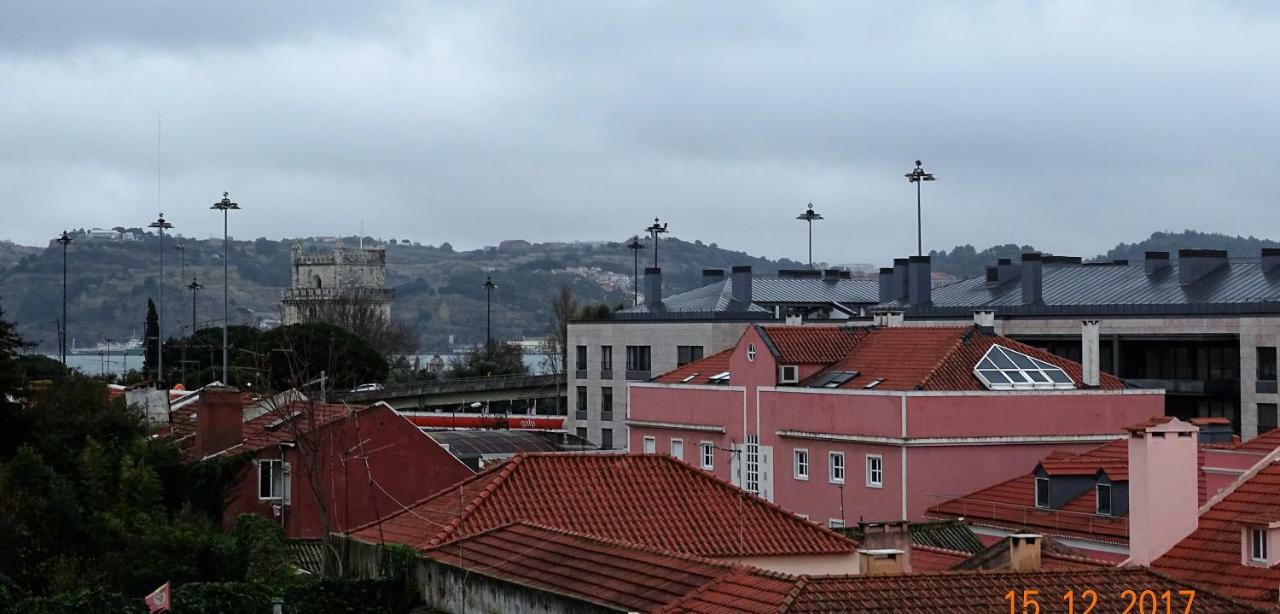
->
[656,324,1125,391]
[654,349,735,385]
[661,568,803,614]
[929,438,1210,546]
[350,453,858,558]
[1234,428,1280,454]
[909,545,969,571]
[420,522,742,612]
[1153,456,1280,608]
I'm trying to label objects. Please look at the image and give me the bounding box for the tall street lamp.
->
[644,218,668,268]
[148,214,174,384]
[905,160,936,257]
[625,236,644,306]
[795,203,823,270]
[186,277,203,386]
[483,276,497,352]
[56,230,73,364]
[211,192,240,384]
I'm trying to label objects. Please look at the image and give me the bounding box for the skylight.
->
[809,371,859,388]
[863,378,885,389]
[680,373,699,383]
[708,371,731,384]
[973,344,1074,391]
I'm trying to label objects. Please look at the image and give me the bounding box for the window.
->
[828,518,845,529]
[576,386,587,413]
[700,442,714,470]
[601,387,613,416]
[747,343,757,362]
[745,435,760,493]
[794,449,809,480]
[1260,347,1277,382]
[828,452,845,484]
[670,438,684,460]
[1035,477,1050,509]
[865,455,883,488]
[626,345,651,371]
[575,345,587,371]
[809,371,859,388]
[642,436,656,454]
[600,345,613,371]
[973,344,1074,390]
[1251,527,1269,563]
[258,459,284,500]
[677,345,704,366]
[1262,404,1279,434]
[576,427,588,440]
[601,428,613,450]
[1096,483,1113,516]
[779,365,799,384]
[708,371,731,384]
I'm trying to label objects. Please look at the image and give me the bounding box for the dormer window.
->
[1251,527,1269,564]
[1034,477,1050,509]
[779,365,799,384]
[1096,483,1112,516]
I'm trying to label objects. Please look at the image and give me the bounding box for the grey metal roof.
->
[882,258,1280,317]
[426,429,595,470]
[618,276,879,316]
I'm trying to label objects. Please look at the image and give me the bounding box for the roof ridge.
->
[1134,566,1266,611]
[915,327,973,390]
[427,454,527,547]
[777,575,809,613]
[1196,444,1280,515]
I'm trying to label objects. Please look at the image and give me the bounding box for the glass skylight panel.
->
[708,371,730,384]
[973,345,1075,391]
[810,370,859,388]
[681,373,699,383]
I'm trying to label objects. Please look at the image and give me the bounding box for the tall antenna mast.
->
[157,114,162,212]
[360,218,364,249]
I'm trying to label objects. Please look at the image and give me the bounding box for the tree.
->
[447,342,527,378]
[547,285,579,373]
[298,296,418,361]
[260,322,389,391]
[143,298,159,378]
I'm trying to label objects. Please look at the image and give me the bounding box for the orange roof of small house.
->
[349,453,858,559]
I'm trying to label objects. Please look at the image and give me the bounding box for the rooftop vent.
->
[1178,249,1228,285]
[731,266,752,305]
[702,269,725,287]
[907,256,931,306]
[644,267,663,307]
[998,258,1020,284]
[778,269,822,279]
[1020,252,1043,306]
[878,268,895,304]
[1144,251,1171,275]
[823,268,848,283]
[893,258,909,302]
[1263,248,1280,274]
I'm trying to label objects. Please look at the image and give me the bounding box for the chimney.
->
[1081,320,1100,388]
[1190,417,1234,444]
[1263,248,1280,274]
[984,265,1000,288]
[885,311,905,327]
[998,258,1020,284]
[1178,249,1228,285]
[857,549,907,576]
[823,268,844,283]
[644,267,663,307]
[893,258,909,302]
[1127,417,1200,565]
[195,385,244,458]
[907,256,931,306]
[702,268,726,287]
[858,521,912,573]
[731,266,753,305]
[1144,251,1171,275]
[973,310,996,328]
[1008,534,1043,572]
[878,268,895,304]
[1020,253,1043,305]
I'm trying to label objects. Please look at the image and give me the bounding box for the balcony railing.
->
[925,494,1128,539]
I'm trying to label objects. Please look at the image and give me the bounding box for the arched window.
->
[313,275,323,289]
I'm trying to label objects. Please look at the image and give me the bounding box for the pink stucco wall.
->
[907,393,1164,438]
[1202,449,1267,500]
[1128,422,1200,565]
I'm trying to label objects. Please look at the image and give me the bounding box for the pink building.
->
[627,323,1163,527]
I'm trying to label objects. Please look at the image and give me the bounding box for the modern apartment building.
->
[876,250,1280,439]
[565,265,878,448]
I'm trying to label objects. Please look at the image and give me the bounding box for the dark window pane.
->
[1261,404,1278,434]
[1259,347,1277,381]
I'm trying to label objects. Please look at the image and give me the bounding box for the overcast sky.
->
[2,1,1277,265]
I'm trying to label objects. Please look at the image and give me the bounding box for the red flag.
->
[144,581,170,613]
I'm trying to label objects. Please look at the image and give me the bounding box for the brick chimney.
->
[859,521,912,573]
[195,385,244,458]
[644,267,663,307]
[1008,534,1043,572]
[1127,417,1200,565]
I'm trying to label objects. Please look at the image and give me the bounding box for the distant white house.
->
[87,228,119,240]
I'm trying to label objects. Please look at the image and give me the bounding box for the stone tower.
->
[281,243,393,325]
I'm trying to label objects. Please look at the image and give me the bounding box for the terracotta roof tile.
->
[757,326,866,364]
[1153,457,1280,608]
[1234,428,1280,454]
[654,349,735,385]
[350,453,858,558]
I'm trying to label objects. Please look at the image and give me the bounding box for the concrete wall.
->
[727,552,860,576]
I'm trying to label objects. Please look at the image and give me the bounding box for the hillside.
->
[0,233,804,351]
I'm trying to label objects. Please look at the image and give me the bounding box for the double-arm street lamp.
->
[644,218,668,268]
[905,160,937,257]
[211,192,241,384]
[795,203,823,269]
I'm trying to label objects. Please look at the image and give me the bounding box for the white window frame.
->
[779,365,799,384]
[1034,476,1050,509]
[794,448,809,481]
[745,435,760,494]
[670,438,684,460]
[828,518,845,529]
[1096,483,1113,516]
[865,454,884,488]
[258,459,284,500]
[828,451,845,484]
[700,441,714,470]
[642,436,656,455]
[1251,527,1269,563]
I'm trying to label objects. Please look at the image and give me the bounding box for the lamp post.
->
[795,203,823,270]
[186,277,203,387]
[483,276,497,352]
[904,160,936,257]
[644,218,668,268]
[211,192,240,384]
[56,230,73,364]
[148,214,173,385]
[625,236,644,306]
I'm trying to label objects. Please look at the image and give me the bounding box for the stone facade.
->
[281,243,393,325]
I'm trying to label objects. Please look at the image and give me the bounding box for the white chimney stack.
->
[1126,417,1200,565]
[1081,320,1101,387]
